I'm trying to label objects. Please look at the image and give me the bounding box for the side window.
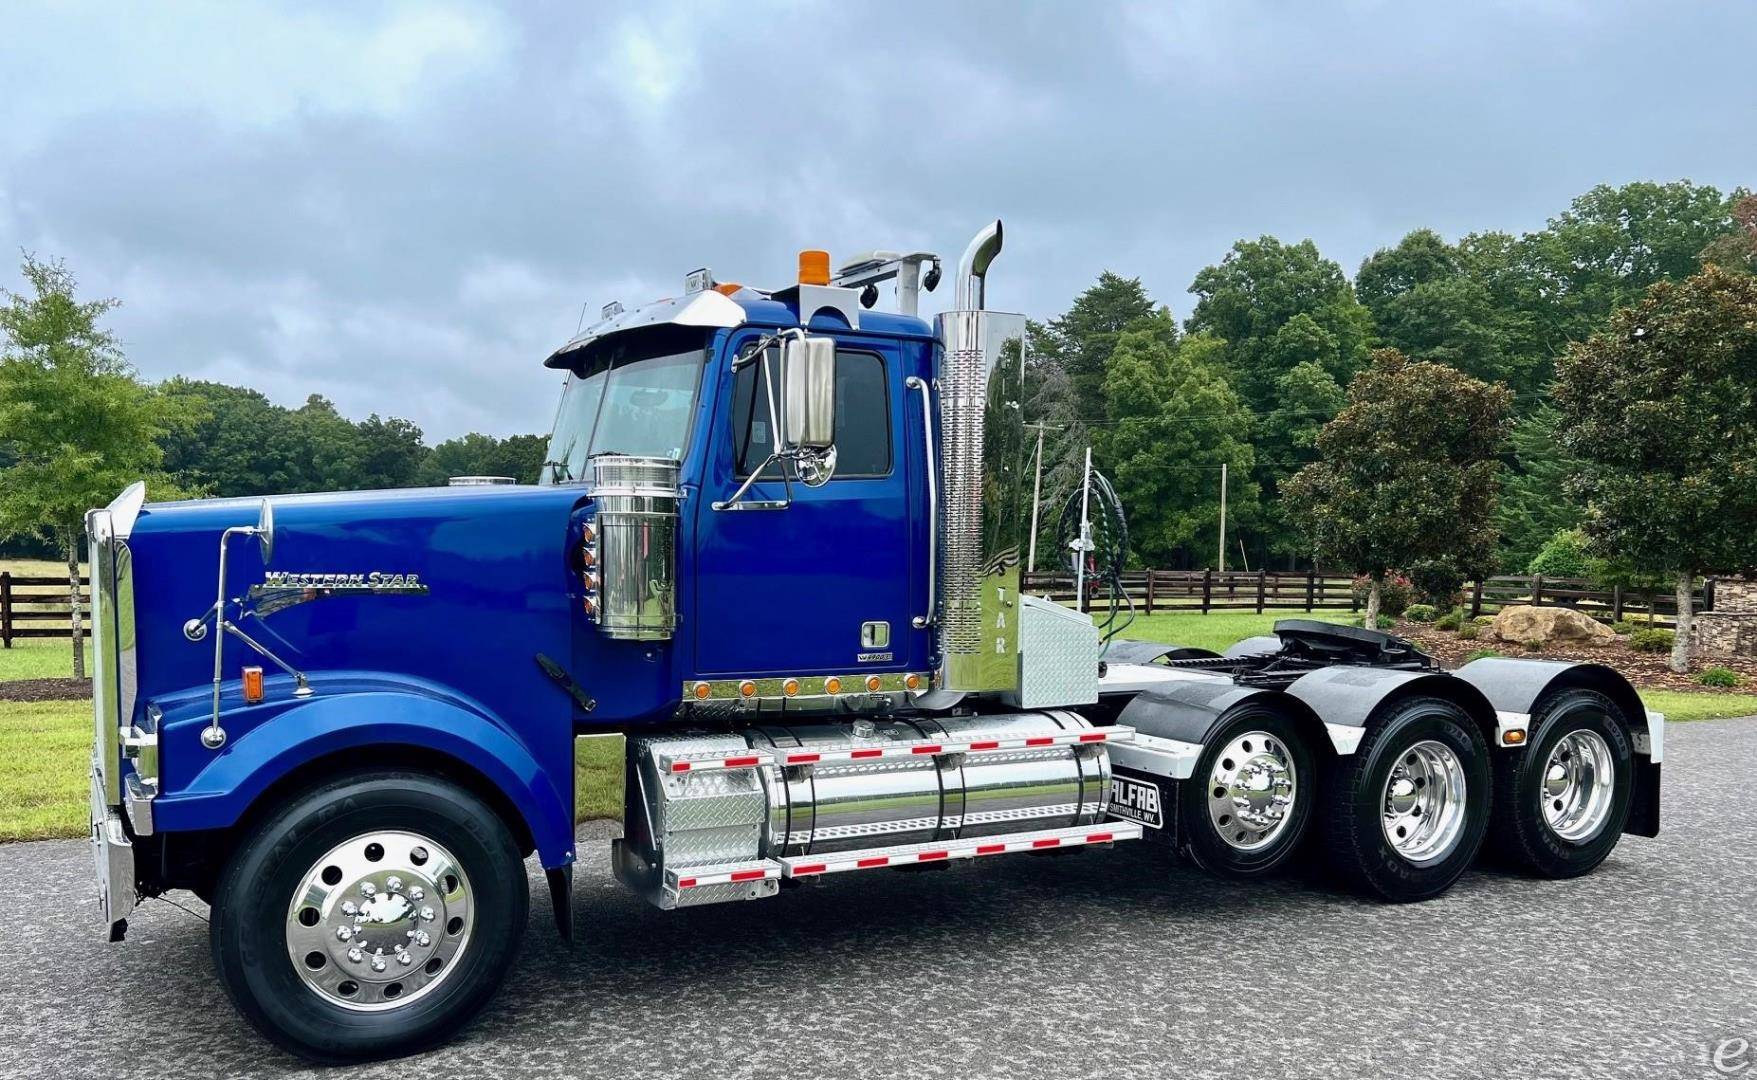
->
[734,349,891,479]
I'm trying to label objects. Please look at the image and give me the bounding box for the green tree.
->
[354,414,427,489]
[0,256,192,676]
[159,379,307,496]
[1356,229,1522,388]
[1699,193,1757,276]
[1040,272,1159,424]
[1095,320,1258,567]
[1187,236,1372,561]
[1553,265,1757,672]
[1282,349,1513,625]
[1495,404,1583,570]
[416,432,547,487]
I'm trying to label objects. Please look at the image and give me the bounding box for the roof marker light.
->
[798,250,831,286]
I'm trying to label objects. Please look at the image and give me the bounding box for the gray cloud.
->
[3,0,1754,440]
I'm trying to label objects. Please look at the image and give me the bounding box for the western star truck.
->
[84,222,1662,1061]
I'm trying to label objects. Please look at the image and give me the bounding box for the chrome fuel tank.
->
[748,711,1111,856]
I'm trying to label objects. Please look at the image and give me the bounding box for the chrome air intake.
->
[934,221,1031,693]
[584,455,679,640]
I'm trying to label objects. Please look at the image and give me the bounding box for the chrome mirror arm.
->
[715,331,803,512]
[222,620,313,699]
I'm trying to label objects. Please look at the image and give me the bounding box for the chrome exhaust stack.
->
[932,221,1031,694]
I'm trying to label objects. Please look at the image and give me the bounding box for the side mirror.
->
[781,335,836,451]
[255,499,276,566]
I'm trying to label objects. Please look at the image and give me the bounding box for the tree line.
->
[1022,179,1757,672]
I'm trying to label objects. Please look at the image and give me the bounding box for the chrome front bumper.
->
[90,766,137,927]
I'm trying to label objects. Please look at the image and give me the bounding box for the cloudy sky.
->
[3,2,1753,441]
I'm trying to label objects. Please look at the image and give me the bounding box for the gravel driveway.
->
[3,717,1753,1080]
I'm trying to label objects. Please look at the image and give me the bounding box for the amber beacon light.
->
[798,249,831,285]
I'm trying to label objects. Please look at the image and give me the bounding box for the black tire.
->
[1322,696,1491,902]
[210,770,529,1063]
[1488,689,1633,878]
[1179,706,1317,879]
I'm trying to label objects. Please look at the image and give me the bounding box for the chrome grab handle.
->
[906,375,936,629]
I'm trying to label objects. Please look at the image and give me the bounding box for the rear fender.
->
[1282,665,1500,756]
[1452,657,1660,836]
[1110,679,1332,781]
[154,689,577,867]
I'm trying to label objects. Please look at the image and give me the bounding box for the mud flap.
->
[546,865,573,942]
[1110,766,1178,849]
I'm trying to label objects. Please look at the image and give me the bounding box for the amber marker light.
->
[824,676,843,694]
[739,680,758,698]
[1503,729,1527,745]
[798,249,831,286]
[783,678,800,697]
[905,673,922,691]
[865,675,883,692]
[692,682,712,701]
[241,665,265,705]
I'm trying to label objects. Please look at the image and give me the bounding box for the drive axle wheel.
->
[1322,696,1490,902]
[211,770,528,1062]
[1180,708,1315,879]
[1488,689,1633,878]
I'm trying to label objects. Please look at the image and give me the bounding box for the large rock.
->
[1489,604,1616,646]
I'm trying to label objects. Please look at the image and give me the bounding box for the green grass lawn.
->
[0,637,88,682]
[2,609,1751,843]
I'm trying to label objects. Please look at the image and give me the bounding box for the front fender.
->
[154,689,576,868]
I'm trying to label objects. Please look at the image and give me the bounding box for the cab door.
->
[691,332,928,679]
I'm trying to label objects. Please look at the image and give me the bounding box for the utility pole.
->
[1074,447,1094,611]
[1026,422,1047,573]
[1217,461,1228,573]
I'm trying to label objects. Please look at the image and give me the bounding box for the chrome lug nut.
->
[386,876,403,893]
[335,926,354,942]
[347,947,363,964]
[419,906,436,922]
[413,930,431,947]
[359,882,377,898]
[409,887,425,902]
[370,954,387,973]
[340,900,358,916]
[397,950,413,966]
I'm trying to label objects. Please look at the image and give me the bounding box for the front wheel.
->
[211,770,530,1062]
[1321,696,1491,902]
[1488,689,1633,878]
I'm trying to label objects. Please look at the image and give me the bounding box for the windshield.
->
[543,328,708,482]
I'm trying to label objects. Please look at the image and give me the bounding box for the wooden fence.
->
[0,573,89,647]
[1021,569,1710,627]
[0,569,1718,646]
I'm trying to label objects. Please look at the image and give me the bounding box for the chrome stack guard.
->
[86,482,148,931]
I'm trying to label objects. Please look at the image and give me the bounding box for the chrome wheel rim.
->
[1206,730,1298,851]
[1542,728,1615,842]
[285,830,473,1011]
[1381,740,1467,866]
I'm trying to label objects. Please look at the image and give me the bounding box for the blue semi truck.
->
[85,222,1662,1061]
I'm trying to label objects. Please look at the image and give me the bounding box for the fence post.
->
[1350,579,1360,614]
[1611,584,1623,623]
[1470,580,1484,619]
[1144,570,1156,616]
[1705,576,1716,612]
[1202,568,1213,614]
[1305,570,1315,612]
[1255,570,1266,615]
[1531,574,1544,607]
[1,571,10,649]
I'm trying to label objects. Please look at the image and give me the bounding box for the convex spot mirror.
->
[256,499,276,566]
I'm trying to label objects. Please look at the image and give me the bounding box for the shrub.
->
[1526,528,1594,578]
[1434,608,1464,631]
[1464,648,1502,662]
[1611,620,1638,635]
[1697,666,1741,688]
[1456,623,1480,641]
[1628,628,1675,653]
[1522,637,1546,651]
[1473,614,1496,626]
[1352,574,1414,617]
[1404,603,1438,623]
[1372,614,1396,630]
[1407,559,1466,610]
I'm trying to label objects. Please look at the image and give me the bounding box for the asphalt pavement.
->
[3,716,1754,1080]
